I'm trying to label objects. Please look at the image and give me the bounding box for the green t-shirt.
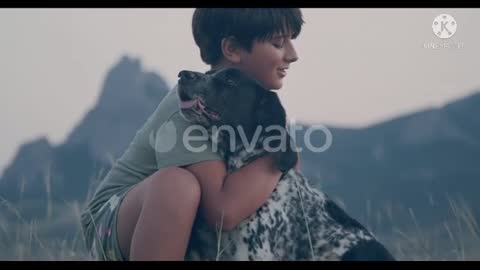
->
[80,84,222,250]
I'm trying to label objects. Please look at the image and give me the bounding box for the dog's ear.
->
[272,134,298,173]
[255,90,298,173]
[256,90,286,128]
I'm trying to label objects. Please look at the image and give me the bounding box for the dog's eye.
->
[226,78,237,86]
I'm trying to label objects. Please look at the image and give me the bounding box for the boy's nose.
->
[284,41,299,63]
[286,48,298,63]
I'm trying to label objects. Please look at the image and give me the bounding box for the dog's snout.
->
[178,88,191,101]
[178,70,199,82]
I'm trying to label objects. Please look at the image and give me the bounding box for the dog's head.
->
[177,67,297,172]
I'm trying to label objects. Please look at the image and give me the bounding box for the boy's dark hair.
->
[192,8,304,66]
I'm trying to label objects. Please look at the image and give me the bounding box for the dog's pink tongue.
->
[180,99,196,109]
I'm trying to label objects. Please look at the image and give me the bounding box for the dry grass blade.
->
[44,162,52,219]
[215,209,225,261]
[87,211,107,260]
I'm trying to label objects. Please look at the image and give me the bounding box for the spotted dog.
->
[177,68,395,261]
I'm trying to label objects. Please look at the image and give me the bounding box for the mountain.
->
[1,55,479,234]
[0,56,169,217]
[297,91,480,232]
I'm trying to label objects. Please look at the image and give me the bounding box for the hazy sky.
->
[1,8,479,174]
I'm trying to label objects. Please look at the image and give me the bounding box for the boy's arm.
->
[182,153,283,231]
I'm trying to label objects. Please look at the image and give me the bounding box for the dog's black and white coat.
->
[177,68,395,261]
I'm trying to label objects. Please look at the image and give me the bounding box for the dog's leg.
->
[340,239,396,261]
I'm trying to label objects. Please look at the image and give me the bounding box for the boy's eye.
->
[272,39,284,49]
[273,43,283,49]
[271,38,285,49]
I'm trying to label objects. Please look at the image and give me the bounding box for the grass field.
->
[1,183,479,261]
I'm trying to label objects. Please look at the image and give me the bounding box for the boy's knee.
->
[149,167,201,202]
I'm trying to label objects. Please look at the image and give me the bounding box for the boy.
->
[80,8,304,261]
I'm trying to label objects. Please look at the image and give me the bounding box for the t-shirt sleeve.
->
[151,111,222,169]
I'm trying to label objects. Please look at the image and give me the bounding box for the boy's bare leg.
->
[116,167,201,261]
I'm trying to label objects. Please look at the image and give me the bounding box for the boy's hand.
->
[183,154,282,231]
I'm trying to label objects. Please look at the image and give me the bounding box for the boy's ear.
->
[221,36,243,64]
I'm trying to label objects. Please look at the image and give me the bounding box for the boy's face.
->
[234,33,299,90]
